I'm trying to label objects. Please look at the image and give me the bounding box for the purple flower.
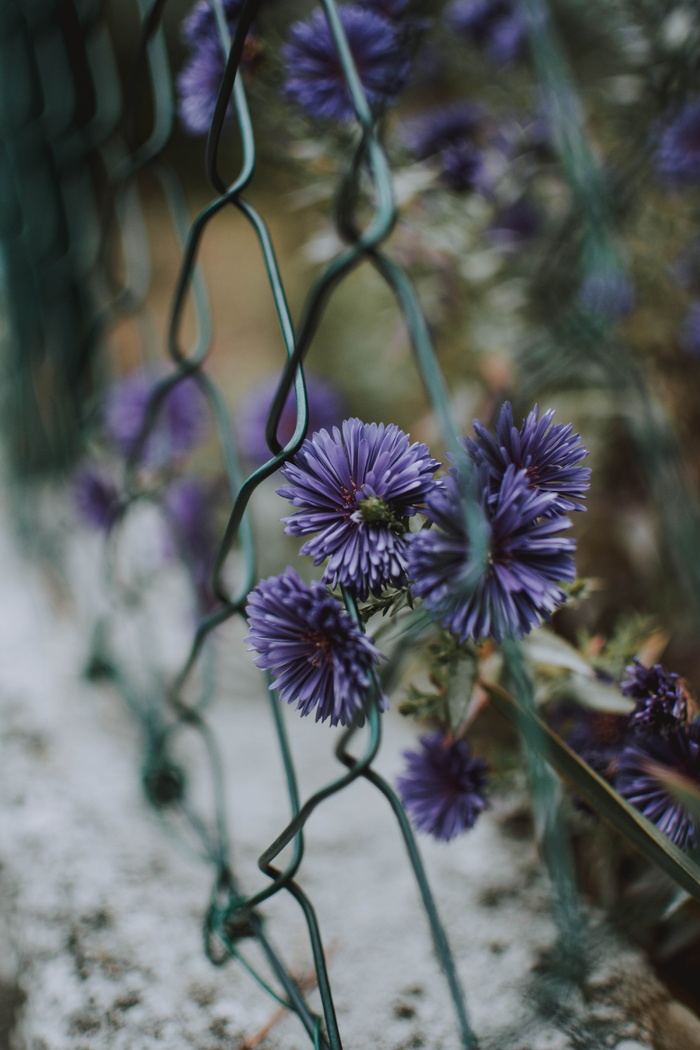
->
[103,372,207,467]
[278,418,440,601]
[401,101,484,159]
[401,101,495,193]
[621,658,687,735]
[488,198,541,248]
[407,465,576,644]
[655,99,700,186]
[245,567,386,726]
[74,465,121,531]
[397,732,489,841]
[178,38,230,136]
[283,6,410,123]
[164,478,218,607]
[236,372,346,466]
[615,724,700,850]
[464,402,590,517]
[577,271,635,322]
[445,0,525,66]
[181,0,243,45]
[440,141,490,192]
[679,301,700,358]
[549,701,627,782]
[355,0,413,22]
[177,0,260,136]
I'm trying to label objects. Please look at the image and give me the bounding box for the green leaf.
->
[522,628,594,677]
[483,681,700,903]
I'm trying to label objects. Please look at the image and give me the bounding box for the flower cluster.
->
[283,5,410,123]
[551,658,699,849]
[408,403,588,644]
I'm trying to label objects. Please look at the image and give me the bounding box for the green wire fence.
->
[5,0,700,1046]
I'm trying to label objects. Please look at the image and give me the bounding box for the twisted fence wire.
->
[9,0,700,1045]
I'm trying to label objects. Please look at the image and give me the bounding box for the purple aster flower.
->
[655,99,700,186]
[577,271,635,322]
[615,724,700,850]
[278,419,440,601]
[464,402,590,517]
[177,0,261,136]
[236,372,346,467]
[103,372,207,467]
[245,567,386,726]
[679,301,700,358]
[283,6,410,123]
[407,465,576,645]
[445,0,525,66]
[397,731,489,841]
[621,658,687,735]
[74,465,121,531]
[163,478,218,608]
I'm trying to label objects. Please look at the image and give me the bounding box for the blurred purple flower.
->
[615,723,700,850]
[103,372,207,467]
[245,567,386,726]
[278,418,440,600]
[464,402,590,516]
[621,658,687,735]
[355,0,413,22]
[177,0,260,136]
[549,701,627,783]
[445,0,525,66]
[401,101,483,159]
[237,372,346,466]
[181,0,243,45]
[74,465,121,532]
[578,271,634,322]
[488,198,541,248]
[283,6,410,123]
[679,301,700,357]
[178,38,230,136]
[164,478,218,607]
[407,465,576,644]
[655,99,700,186]
[440,141,490,192]
[397,731,489,841]
[401,101,494,193]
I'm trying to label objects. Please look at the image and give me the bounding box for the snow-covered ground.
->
[0,486,695,1050]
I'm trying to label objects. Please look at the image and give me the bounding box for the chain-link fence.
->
[4,1,700,1047]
